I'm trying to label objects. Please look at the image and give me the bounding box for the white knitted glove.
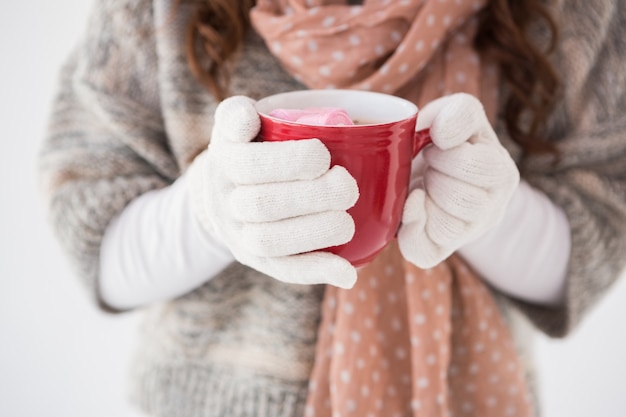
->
[398,93,520,268]
[188,96,359,288]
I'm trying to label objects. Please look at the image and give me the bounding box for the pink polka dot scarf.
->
[250,0,500,118]
[251,1,532,416]
[305,243,533,416]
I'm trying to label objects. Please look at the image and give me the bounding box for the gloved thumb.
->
[212,96,261,144]
[416,93,494,150]
[416,95,449,132]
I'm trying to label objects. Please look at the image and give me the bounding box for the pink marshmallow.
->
[268,108,310,122]
[269,107,354,126]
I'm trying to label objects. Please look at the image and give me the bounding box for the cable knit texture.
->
[38,0,626,416]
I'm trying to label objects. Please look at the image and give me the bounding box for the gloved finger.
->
[251,252,358,289]
[424,169,490,222]
[397,220,451,269]
[424,93,498,150]
[241,211,355,258]
[423,142,512,188]
[398,189,454,268]
[211,138,331,185]
[211,96,261,144]
[424,197,469,248]
[402,188,427,225]
[230,166,359,222]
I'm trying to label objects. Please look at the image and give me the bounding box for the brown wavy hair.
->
[177,0,256,100]
[180,0,560,157]
[475,0,560,157]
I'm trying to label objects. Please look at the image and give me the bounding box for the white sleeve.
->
[98,173,235,310]
[458,180,570,306]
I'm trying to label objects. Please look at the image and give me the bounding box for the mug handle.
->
[393,128,432,239]
[413,128,432,158]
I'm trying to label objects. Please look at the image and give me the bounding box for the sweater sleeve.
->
[38,0,177,311]
[493,1,626,338]
[515,154,626,337]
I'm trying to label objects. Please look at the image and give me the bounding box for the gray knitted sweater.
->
[39,0,626,416]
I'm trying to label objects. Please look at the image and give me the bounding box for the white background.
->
[1,1,625,416]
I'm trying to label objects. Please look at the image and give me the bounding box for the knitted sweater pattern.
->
[38,1,626,416]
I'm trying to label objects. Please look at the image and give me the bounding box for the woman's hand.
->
[188,96,359,288]
[398,93,520,268]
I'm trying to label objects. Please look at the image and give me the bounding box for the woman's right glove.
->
[188,96,359,288]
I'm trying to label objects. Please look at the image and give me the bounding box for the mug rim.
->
[255,89,419,127]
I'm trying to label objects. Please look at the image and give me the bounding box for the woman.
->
[39,0,626,416]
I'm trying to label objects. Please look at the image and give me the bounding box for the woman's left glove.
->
[398,93,520,268]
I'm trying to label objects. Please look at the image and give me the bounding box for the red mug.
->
[255,90,431,267]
